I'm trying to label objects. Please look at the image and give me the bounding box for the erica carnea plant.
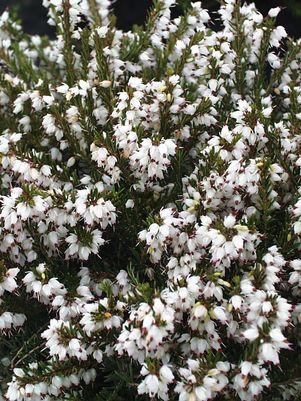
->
[0,0,301,400]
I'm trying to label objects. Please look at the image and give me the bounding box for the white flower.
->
[138,374,159,397]
[260,343,279,364]
[159,365,174,383]
[224,214,236,228]
[125,199,135,209]
[243,327,259,341]
[268,7,281,18]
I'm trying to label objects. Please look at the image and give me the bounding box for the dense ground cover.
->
[0,1,301,400]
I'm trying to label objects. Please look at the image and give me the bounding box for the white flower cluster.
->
[0,0,301,400]
[0,264,25,331]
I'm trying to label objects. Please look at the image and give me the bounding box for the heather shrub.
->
[0,1,301,400]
